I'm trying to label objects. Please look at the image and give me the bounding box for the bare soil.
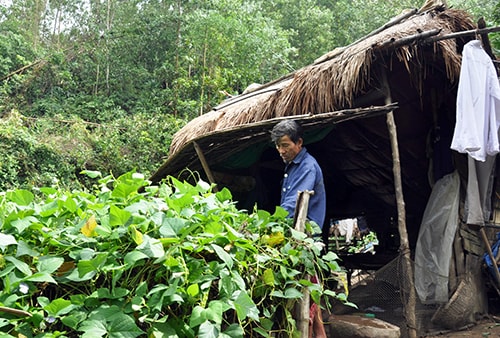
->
[424,317,500,337]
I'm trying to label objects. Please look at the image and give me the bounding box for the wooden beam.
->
[193,141,218,192]
[477,18,496,61]
[377,29,441,49]
[426,26,500,43]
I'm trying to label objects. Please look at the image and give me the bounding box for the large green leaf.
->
[109,205,132,226]
[42,297,77,317]
[189,306,206,328]
[6,190,34,206]
[197,321,219,338]
[211,244,233,270]
[5,256,31,276]
[137,235,165,258]
[80,319,107,338]
[271,287,303,299]
[16,240,39,257]
[231,290,259,321]
[39,200,59,217]
[159,217,187,237]
[106,314,144,338]
[82,306,144,338]
[11,216,38,234]
[74,253,107,279]
[37,256,64,274]
[24,272,57,284]
[124,250,149,266]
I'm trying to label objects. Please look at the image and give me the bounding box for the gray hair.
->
[270,120,303,144]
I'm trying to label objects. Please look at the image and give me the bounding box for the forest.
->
[1,0,499,190]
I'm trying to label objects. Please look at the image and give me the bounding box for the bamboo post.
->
[380,69,418,338]
[193,141,218,192]
[293,190,314,338]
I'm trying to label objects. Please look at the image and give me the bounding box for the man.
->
[271,119,327,338]
[270,120,326,231]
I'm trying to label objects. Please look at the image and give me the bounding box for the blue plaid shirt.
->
[280,147,326,228]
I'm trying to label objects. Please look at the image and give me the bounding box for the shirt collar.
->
[291,147,307,165]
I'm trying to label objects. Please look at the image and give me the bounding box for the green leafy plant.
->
[347,231,379,254]
[0,171,346,337]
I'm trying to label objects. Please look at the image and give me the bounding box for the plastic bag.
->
[415,171,460,304]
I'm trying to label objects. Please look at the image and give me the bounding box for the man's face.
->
[275,135,303,163]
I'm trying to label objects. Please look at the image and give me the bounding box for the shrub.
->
[0,171,347,337]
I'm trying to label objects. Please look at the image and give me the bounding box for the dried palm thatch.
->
[167,6,474,159]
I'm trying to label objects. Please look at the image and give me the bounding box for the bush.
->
[0,111,77,191]
[0,109,185,190]
[0,171,347,337]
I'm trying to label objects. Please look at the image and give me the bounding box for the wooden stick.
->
[380,68,417,338]
[293,190,314,338]
[0,306,32,317]
[377,29,441,49]
[193,141,218,192]
[479,227,500,285]
[0,60,45,81]
[425,26,500,43]
[477,18,496,61]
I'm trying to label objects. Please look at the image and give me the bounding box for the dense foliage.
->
[1,0,499,190]
[0,171,346,337]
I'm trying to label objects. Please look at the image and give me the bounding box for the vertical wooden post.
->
[293,190,314,338]
[380,69,418,338]
[193,141,218,192]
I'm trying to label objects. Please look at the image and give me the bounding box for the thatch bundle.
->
[168,6,474,157]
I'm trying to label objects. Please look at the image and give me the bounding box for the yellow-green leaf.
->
[267,232,284,247]
[81,215,97,237]
[130,226,143,245]
[263,268,275,286]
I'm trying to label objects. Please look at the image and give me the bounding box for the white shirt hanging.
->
[450,40,500,162]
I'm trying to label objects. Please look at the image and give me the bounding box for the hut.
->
[150,1,500,336]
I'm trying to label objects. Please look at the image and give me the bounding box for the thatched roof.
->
[150,4,483,242]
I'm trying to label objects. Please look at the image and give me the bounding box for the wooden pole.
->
[380,68,418,338]
[479,227,500,287]
[293,190,314,338]
[293,190,313,232]
[426,26,500,43]
[193,141,218,192]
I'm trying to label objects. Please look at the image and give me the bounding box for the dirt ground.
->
[326,268,500,338]
[424,317,500,337]
[322,313,500,337]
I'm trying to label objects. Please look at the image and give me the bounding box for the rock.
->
[325,314,401,338]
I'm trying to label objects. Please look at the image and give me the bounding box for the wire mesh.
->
[345,254,478,337]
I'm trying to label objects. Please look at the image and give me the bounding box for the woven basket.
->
[431,279,475,329]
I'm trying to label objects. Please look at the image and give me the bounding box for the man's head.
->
[271,120,304,163]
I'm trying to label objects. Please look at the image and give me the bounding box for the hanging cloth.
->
[450,39,500,225]
[450,40,500,162]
